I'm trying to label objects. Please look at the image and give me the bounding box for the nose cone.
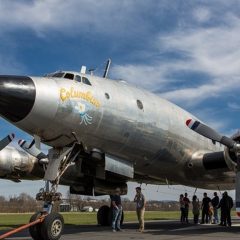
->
[0,75,36,122]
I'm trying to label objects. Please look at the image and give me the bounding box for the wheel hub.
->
[51,219,62,237]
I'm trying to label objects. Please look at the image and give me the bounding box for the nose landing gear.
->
[29,181,64,240]
[29,143,81,240]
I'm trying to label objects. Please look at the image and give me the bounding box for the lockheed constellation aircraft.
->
[0,60,239,240]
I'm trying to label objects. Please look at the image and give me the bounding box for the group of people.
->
[109,188,233,233]
[110,186,146,233]
[179,191,233,226]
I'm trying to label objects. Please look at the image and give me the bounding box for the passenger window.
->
[82,77,92,86]
[137,100,144,110]
[105,93,110,99]
[64,73,74,80]
[75,75,81,82]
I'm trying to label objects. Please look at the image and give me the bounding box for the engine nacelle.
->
[223,131,240,172]
[189,131,240,172]
[188,150,229,170]
[0,146,43,180]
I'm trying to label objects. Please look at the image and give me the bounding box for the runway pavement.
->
[2,219,240,240]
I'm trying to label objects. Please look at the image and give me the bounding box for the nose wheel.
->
[29,212,64,240]
[41,213,64,240]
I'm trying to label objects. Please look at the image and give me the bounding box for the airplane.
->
[0,59,239,240]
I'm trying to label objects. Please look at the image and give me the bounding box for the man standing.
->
[134,187,146,232]
[225,192,233,227]
[211,192,219,224]
[110,188,123,232]
[183,193,190,223]
[201,192,211,224]
[219,192,233,226]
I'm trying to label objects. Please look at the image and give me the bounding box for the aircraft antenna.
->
[103,58,111,78]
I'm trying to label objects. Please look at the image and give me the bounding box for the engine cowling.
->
[224,131,240,172]
[0,146,44,180]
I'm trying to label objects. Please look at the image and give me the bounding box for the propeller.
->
[186,119,240,216]
[0,133,15,151]
[18,139,48,163]
[186,119,235,148]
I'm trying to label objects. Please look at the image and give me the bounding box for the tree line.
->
[0,192,180,213]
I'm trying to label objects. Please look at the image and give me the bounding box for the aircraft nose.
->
[0,75,36,122]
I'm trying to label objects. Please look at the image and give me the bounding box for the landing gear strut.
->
[29,143,81,240]
[29,181,64,240]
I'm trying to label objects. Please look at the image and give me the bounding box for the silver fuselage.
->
[6,73,235,189]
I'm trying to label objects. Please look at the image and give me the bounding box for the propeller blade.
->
[186,119,235,149]
[0,133,15,151]
[18,139,47,160]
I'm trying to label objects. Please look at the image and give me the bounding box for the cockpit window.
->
[64,73,74,80]
[82,77,91,86]
[51,72,65,78]
[75,75,81,82]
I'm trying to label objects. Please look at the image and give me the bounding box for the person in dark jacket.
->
[192,195,200,224]
[179,194,185,223]
[183,193,190,223]
[218,191,233,226]
[110,188,123,232]
[201,192,211,224]
[211,192,219,224]
[218,193,225,225]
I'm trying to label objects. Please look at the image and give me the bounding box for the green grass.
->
[1,210,238,231]
[0,211,181,231]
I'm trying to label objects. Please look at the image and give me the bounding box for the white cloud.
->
[190,107,230,133]
[193,7,211,23]
[161,77,240,106]
[112,10,240,106]
[0,0,151,37]
[228,102,240,111]
[111,64,172,90]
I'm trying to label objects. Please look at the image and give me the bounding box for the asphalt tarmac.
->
[2,219,240,240]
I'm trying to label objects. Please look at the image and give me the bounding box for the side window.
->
[64,73,74,80]
[75,75,81,82]
[137,100,144,110]
[82,77,92,86]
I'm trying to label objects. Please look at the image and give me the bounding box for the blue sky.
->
[0,0,239,201]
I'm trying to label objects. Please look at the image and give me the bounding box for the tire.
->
[41,212,64,240]
[29,212,43,240]
[97,205,110,226]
